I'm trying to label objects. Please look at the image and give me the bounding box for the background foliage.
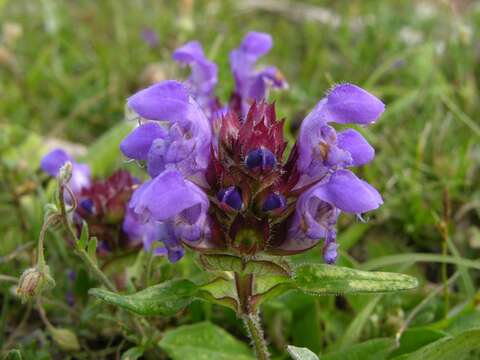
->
[0,0,479,359]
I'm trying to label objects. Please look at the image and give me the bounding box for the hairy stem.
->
[74,247,116,292]
[58,183,116,292]
[37,215,59,270]
[243,313,270,360]
[234,272,270,360]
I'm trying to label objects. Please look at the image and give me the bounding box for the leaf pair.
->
[89,262,418,317]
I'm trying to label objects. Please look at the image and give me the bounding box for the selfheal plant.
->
[87,32,417,359]
[120,32,382,265]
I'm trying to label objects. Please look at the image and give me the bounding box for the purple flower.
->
[122,81,211,179]
[122,32,385,264]
[282,170,382,261]
[123,208,163,253]
[141,28,159,48]
[230,32,287,115]
[296,84,384,187]
[128,170,210,262]
[173,41,218,117]
[40,148,91,194]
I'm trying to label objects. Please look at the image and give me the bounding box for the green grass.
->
[0,0,479,358]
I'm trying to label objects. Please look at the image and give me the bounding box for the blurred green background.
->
[0,0,479,358]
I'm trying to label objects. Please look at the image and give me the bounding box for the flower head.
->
[40,149,154,254]
[123,32,384,264]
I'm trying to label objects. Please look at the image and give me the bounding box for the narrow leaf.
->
[324,338,395,360]
[87,237,98,265]
[287,345,319,360]
[400,328,480,360]
[78,221,89,249]
[392,328,447,358]
[121,347,145,360]
[89,279,197,316]
[294,264,418,295]
[158,322,254,360]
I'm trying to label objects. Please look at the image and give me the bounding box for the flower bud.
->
[217,186,243,210]
[17,266,55,303]
[50,327,80,351]
[79,198,95,215]
[245,148,276,172]
[58,161,73,184]
[262,193,286,212]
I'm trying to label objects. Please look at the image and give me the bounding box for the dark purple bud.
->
[262,193,286,212]
[80,198,95,215]
[245,148,276,172]
[66,291,75,307]
[217,186,243,210]
[67,270,76,282]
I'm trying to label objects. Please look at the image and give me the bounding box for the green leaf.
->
[323,338,396,360]
[197,277,238,311]
[360,253,480,272]
[339,295,381,347]
[199,254,291,276]
[3,349,22,360]
[398,328,480,360]
[89,279,197,316]
[121,347,144,360]
[87,236,98,264]
[287,345,319,360]
[391,328,447,358]
[252,275,294,308]
[78,220,89,249]
[83,122,134,177]
[294,264,418,295]
[158,322,254,360]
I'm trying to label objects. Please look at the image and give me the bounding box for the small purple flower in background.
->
[141,28,159,48]
[173,41,218,118]
[122,31,384,264]
[40,148,91,194]
[40,149,155,255]
[229,32,288,116]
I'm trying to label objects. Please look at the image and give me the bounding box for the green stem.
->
[58,183,116,292]
[37,215,58,270]
[243,313,270,360]
[235,273,253,314]
[74,248,116,292]
[234,272,270,360]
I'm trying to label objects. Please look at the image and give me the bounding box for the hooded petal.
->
[337,129,375,166]
[239,32,272,57]
[127,80,190,122]
[40,149,72,177]
[130,170,208,222]
[311,170,383,213]
[302,84,384,126]
[120,122,167,160]
[230,32,286,115]
[173,41,218,98]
